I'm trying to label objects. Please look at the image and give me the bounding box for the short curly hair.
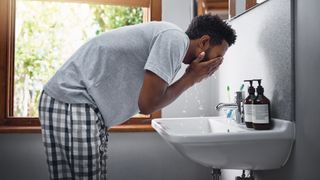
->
[186,15,236,46]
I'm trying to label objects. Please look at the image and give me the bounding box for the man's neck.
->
[183,39,196,64]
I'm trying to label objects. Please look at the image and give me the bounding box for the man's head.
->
[184,14,236,64]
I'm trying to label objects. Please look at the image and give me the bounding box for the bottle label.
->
[244,104,253,122]
[252,104,269,124]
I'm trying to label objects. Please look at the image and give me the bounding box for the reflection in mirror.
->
[196,0,268,19]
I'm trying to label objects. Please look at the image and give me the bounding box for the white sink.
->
[152,116,295,170]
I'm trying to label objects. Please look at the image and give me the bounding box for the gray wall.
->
[0,133,211,180]
[0,0,212,180]
[254,0,320,179]
[218,0,320,179]
[214,0,293,121]
[0,134,48,180]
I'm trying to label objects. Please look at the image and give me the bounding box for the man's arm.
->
[138,52,223,114]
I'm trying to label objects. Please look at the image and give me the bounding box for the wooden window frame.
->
[0,0,162,133]
[229,0,257,18]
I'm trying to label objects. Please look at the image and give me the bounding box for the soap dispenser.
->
[243,80,256,128]
[252,79,271,130]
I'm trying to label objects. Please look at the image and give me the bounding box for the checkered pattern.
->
[39,91,108,180]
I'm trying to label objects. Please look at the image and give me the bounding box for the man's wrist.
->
[181,72,197,88]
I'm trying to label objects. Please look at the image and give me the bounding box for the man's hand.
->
[185,52,223,84]
[138,52,223,115]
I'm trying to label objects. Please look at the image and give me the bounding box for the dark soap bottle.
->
[243,80,256,128]
[252,79,271,130]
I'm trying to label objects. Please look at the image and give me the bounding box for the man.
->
[39,14,236,179]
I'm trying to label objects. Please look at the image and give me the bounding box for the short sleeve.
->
[144,29,189,84]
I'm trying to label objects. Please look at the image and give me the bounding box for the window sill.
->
[0,111,160,133]
[0,124,155,133]
[109,124,155,132]
[0,126,42,133]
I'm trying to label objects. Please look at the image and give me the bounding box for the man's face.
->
[202,40,229,62]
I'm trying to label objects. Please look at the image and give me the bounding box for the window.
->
[0,0,162,133]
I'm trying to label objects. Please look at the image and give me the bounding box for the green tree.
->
[90,5,143,34]
[15,1,143,117]
[15,1,65,116]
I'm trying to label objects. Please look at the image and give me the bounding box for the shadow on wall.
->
[257,2,293,120]
[216,0,293,121]
[254,144,296,180]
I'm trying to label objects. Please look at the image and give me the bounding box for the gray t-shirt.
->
[44,21,189,127]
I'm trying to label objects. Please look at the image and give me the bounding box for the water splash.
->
[212,74,217,79]
[181,91,189,114]
[194,84,204,111]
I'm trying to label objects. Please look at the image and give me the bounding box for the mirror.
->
[196,0,268,19]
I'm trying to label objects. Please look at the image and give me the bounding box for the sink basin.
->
[152,116,295,170]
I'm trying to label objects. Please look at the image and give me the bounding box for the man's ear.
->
[198,35,211,51]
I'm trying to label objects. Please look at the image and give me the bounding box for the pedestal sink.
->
[152,116,295,170]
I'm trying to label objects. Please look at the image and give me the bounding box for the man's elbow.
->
[138,100,155,115]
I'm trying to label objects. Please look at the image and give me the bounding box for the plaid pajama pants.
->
[39,91,108,180]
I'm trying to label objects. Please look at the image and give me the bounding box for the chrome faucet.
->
[216,103,238,110]
[215,91,245,124]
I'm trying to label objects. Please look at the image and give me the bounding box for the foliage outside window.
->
[14,1,143,117]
